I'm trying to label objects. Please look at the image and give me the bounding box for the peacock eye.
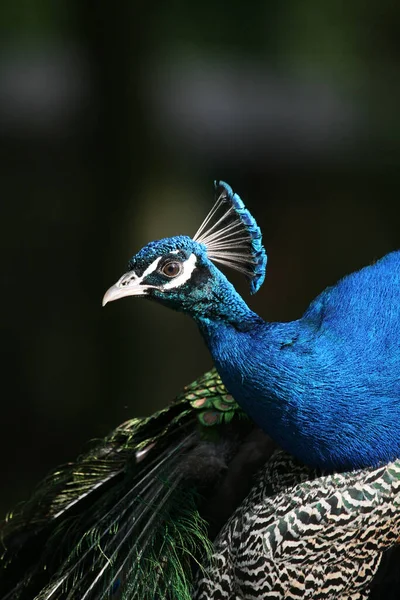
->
[161,261,182,278]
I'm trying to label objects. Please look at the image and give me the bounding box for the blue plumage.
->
[103,182,400,472]
[2,181,400,600]
[202,249,400,470]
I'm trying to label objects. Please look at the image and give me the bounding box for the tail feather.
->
[3,367,396,599]
[0,369,254,600]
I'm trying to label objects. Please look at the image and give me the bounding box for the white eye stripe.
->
[141,256,163,278]
[162,253,197,290]
[117,252,196,293]
[116,255,162,290]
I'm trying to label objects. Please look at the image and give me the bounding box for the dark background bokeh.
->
[1,1,400,515]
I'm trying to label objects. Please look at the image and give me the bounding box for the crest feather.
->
[193,181,267,294]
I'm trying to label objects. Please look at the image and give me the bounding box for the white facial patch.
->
[162,253,197,290]
[117,255,162,290]
[141,256,163,279]
[104,252,197,307]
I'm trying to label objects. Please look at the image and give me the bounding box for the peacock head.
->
[102,181,267,317]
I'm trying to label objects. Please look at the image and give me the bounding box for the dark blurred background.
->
[1,1,400,515]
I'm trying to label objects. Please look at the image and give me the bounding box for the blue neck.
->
[194,278,289,405]
[193,278,380,471]
[191,253,400,471]
[196,303,300,405]
[196,296,263,333]
[196,308,332,468]
[195,295,302,437]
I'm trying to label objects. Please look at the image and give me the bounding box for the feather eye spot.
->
[201,410,220,426]
[191,398,207,408]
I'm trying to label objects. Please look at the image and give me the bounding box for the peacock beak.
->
[102,271,148,306]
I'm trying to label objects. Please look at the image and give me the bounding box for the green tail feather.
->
[0,369,248,600]
[3,368,399,599]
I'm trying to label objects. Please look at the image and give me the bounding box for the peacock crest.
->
[193,181,267,294]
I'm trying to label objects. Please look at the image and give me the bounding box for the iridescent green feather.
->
[0,369,247,600]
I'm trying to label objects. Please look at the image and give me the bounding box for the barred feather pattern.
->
[194,451,400,600]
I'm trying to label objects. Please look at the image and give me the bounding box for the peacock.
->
[1,369,400,599]
[103,180,400,472]
[1,181,400,599]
